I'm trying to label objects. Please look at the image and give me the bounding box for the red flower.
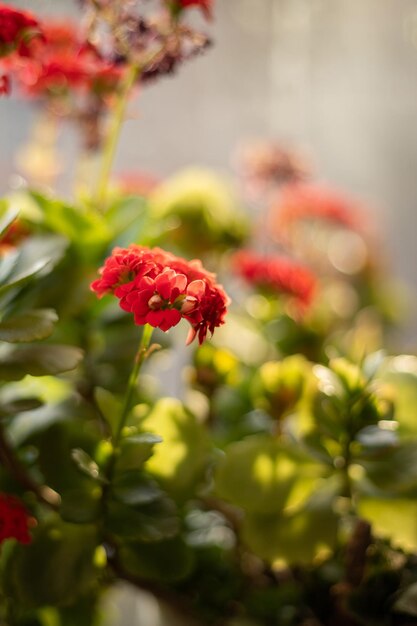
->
[0,4,41,55]
[175,0,213,19]
[0,219,30,253]
[9,21,124,98]
[233,250,317,310]
[0,4,43,95]
[91,245,229,344]
[0,493,32,545]
[0,72,9,94]
[270,183,367,239]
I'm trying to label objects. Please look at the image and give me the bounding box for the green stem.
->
[94,63,140,211]
[114,323,154,446]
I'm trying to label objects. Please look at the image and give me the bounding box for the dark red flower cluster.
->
[0,493,32,545]
[178,0,213,19]
[91,245,230,344]
[0,4,41,56]
[232,250,317,309]
[0,219,30,254]
[239,141,310,187]
[271,183,367,238]
[0,3,43,95]
[10,21,124,98]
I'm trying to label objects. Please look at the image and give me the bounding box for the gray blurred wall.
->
[1,0,417,342]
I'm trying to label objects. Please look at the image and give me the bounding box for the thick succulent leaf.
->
[0,309,58,343]
[140,398,211,499]
[112,471,162,506]
[0,344,83,381]
[358,441,417,495]
[115,433,163,473]
[106,494,179,542]
[94,387,122,436]
[5,521,99,608]
[71,449,105,483]
[358,497,417,551]
[0,235,67,294]
[30,192,110,258]
[215,434,325,515]
[394,582,417,617]
[381,367,417,437]
[118,537,193,583]
[60,486,103,524]
[7,400,74,446]
[0,204,19,238]
[242,492,339,566]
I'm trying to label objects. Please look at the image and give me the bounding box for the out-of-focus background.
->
[2,0,417,329]
[2,2,417,622]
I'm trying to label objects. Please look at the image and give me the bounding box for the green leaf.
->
[140,398,211,499]
[115,433,162,473]
[106,494,179,542]
[0,344,83,381]
[94,387,121,436]
[356,425,398,450]
[242,492,339,566]
[118,537,193,583]
[0,396,43,417]
[71,449,105,483]
[349,570,401,626]
[394,581,417,617]
[358,441,417,495]
[0,309,58,343]
[30,192,110,259]
[0,204,19,238]
[7,400,73,446]
[112,471,162,506]
[381,369,417,437]
[215,434,325,515]
[0,235,67,294]
[5,521,99,608]
[60,487,102,524]
[358,497,417,551]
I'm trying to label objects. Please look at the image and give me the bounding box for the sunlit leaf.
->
[358,497,417,551]
[215,434,325,515]
[112,471,162,506]
[118,536,193,583]
[0,309,58,343]
[242,492,339,566]
[0,235,67,294]
[0,344,83,381]
[140,398,211,499]
[71,449,105,483]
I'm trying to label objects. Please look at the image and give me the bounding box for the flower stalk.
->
[114,322,154,445]
[94,62,140,211]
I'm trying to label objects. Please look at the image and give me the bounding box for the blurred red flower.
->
[177,0,213,19]
[0,493,32,545]
[0,3,41,55]
[91,245,229,344]
[270,183,368,239]
[233,249,317,310]
[0,219,30,253]
[9,21,124,98]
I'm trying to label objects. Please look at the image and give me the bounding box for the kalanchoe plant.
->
[1,2,417,626]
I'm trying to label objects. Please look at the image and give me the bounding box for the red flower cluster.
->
[0,4,41,55]
[91,245,229,344]
[6,21,124,98]
[0,493,32,545]
[232,250,317,309]
[0,3,43,95]
[0,219,30,253]
[177,0,213,19]
[271,183,367,238]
